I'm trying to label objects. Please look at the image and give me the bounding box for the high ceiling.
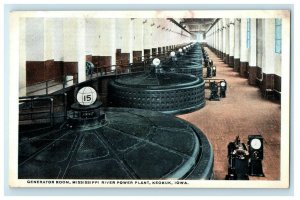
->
[180,18,217,34]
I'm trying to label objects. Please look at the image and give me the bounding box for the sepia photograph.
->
[8,10,291,188]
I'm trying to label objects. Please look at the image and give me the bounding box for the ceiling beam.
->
[167,18,194,36]
[205,18,220,33]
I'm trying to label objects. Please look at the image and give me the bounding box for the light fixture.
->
[178,48,182,53]
[248,135,264,177]
[170,51,176,57]
[219,80,227,98]
[152,58,161,66]
[212,65,217,77]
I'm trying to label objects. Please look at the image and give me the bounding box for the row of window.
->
[246,18,282,54]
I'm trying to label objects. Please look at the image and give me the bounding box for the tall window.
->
[275,18,282,54]
[246,18,251,48]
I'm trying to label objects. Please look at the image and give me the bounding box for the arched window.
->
[275,18,282,54]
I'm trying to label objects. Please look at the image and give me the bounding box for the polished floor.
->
[178,47,281,180]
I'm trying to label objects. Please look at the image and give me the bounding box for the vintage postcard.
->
[8,10,290,188]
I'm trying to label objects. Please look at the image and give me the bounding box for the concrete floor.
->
[178,47,281,180]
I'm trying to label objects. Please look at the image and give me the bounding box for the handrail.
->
[26,74,78,95]
[25,45,201,95]
[203,78,226,81]
[19,93,68,126]
[19,96,54,127]
[203,78,227,87]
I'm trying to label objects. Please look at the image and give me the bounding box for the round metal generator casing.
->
[19,107,214,180]
[175,65,203,77]
[167,61,203,77]
[108,72,206,114]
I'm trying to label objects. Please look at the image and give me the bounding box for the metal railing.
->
[19,93,68,127]
[86,51,176,79]
[24,47,197,95]
[26,74,78,96]
[203,78,226,88]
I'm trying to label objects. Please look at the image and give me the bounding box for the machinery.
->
[220,80,227,98]
[225,135,264,180]
[248,135,264,177]
[109,58,206,114]
[18,86,214,180]
[209,81,220,101]
[225,136,250,180]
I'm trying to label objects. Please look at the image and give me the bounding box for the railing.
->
[24,47,196,95]
[203,78,226,88]
[19,93,68,127]
[86,51,175,78]
[26,74,78,96]
[19,96,54,127]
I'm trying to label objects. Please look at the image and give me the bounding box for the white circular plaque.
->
[76,87,97,106]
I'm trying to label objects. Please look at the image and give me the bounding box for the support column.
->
[168,24,173,50]
[212,28,214,49]
[212,26,214,49]
[153,19,162,55]
[143,19,153,59]
[52,19,63,62]
[214,26,217,52]
[99,19,116,66]
[256,19,263,82]
[25,18,45,88]
[261,19,276,92]
[132,18,144,63]
[224,19,230,64]
[63,18,86,83]
[222,19,226,61]
[240,18,248,77]
[122,19,133,63]
[44,19,54,61]
[234,19,241,72]
[19,18,26,96]
[248,19,257,85]
[216,25,219,55]
[229,18,235,67]
[44,18,56,84]
[165,21,171,52]
[86,19,100,68]
[218,20,223,58]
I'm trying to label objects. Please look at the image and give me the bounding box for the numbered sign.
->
[76,86,97,106]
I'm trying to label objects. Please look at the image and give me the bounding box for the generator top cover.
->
[18,107,213,180]
[111,71,202,89]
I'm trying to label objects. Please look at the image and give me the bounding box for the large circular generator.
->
[108,61,206,114]
[165,59,203,77]
[164,44,203,77]
[18,105,213,180]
